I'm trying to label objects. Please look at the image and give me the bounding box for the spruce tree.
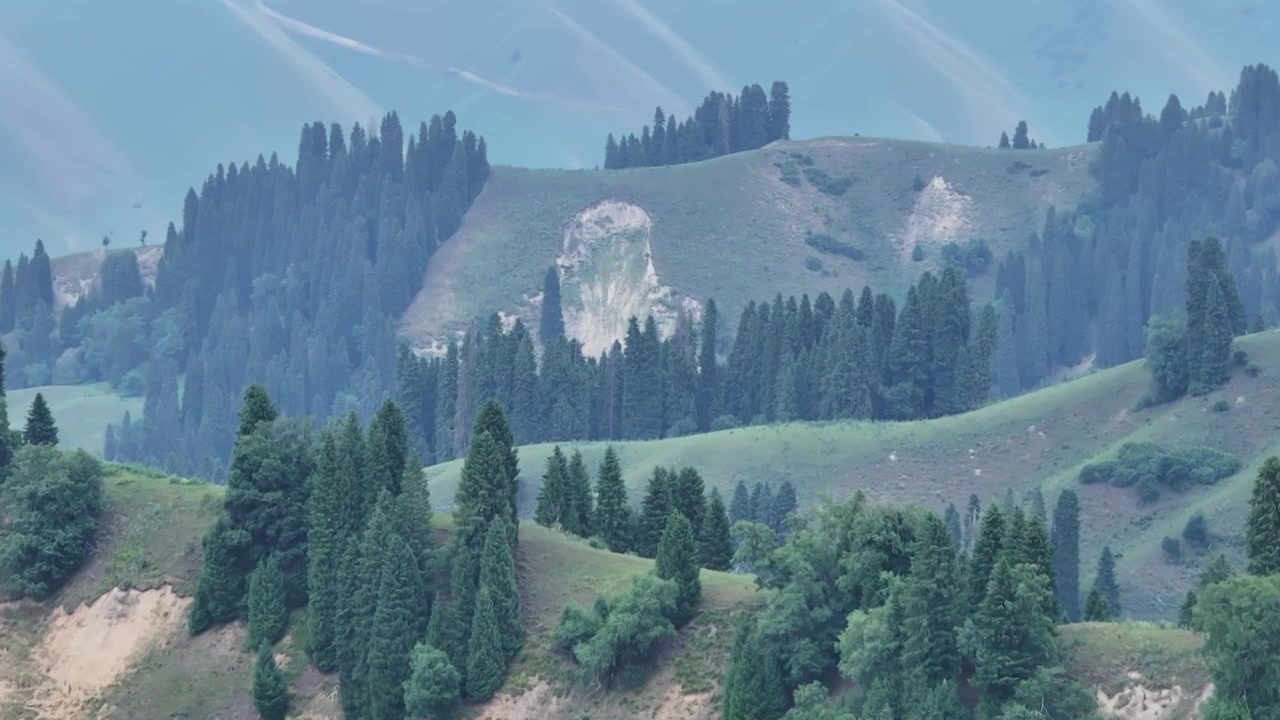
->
[252,644,289,720]
[655,511,701,626]
[899,515,965,688]
[464,586,505,700]
[566,449,594,537]
[729,480,751,524]
[637,467,674,557]
[969,506,1005,604]
[1093,546,1121,617]
[1247,456,1280,576]
[772,481,798,536]
[367,535,426,720]
[722,621,787,720]
[540,266,566,344]
[696,299,719,431]
[963,559,1056,701]
[188,520,249,634]
[470,400,520,532]
[479,517,523,659]
[247,555,287,650]
[534,446,569,529]
[700,488,733,571]
[1083,588,1112,621]
[306,431,343,670]
[23,392,57,446]
[592,447,632,552]
[238,384,278,437]
[367,399,409,496]
[943,503,962,549]
[671,467,707,542]
[1051,490,1081,621]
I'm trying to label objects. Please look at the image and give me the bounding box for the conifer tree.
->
[247,555,287,650]
[464,586,505,700]
[252,644,289,720]
[1247,456,1280,576]
[1093,546,1121,616]
[722,621,788,720]
[637,467,674,558]
[23,392,57,446]
[1083,588,1112,621]
[700,488,733,570]
[772,481,798,535]
[672,467,707,542]
[307,430,343,670]
[963,559,1056,702]
[729,480,751,524]
[403,642,460,718]
[969,506,1006,604]
[566,449,594,536]
[540,266,566,344]
[454,430,511,550]
[1178,590,1198,628]
[470,400,520,532]
[480,517,523,659]
[656,511,701,626]
[367,535,426,720]
[1051,490,1081,621]
[188,520,249,634]
[534,446,569,529]
[696,299,719,430]
[238,384,278,437]
[999,131,1011,149]
[943,504,963,549]
[593,447,632,552]
[367,399,409,495]
[767,81,791,142]
[899,515,965,688]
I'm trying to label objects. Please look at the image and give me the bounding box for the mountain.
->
[2,0,1275,256]
[0,463,1214,719]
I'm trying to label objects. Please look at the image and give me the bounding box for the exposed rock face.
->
[1095,676,1215,720]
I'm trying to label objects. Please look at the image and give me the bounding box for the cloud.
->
[258,2,385,58]
[219,0,380,123]
[608,0,733,92]
[876,0,1026,141]
[1121,0,1233,95]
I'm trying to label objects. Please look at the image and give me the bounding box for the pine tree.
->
[247,555,287,650]
[1178,590,1198,628]
[637,467,674,557]
[1012,121,1030,149]
[1093,546,1121,617]
[999,131,1011,149]
[963,559,1056,701]
[307,431,343,670]
[566,450,594,537]
[534,446,569,529]
[470,400,520,532]
[697,299,719,431]
[722,621,787,720]
[1083,588,1112,621]
[1051,490,1081,621]
[969,506,1005,604]
[1247,456,1280,576]
[772,481,798,535]
[367,399,409,496]
[403,642,460,718]
[767,81,791,142]
[592,447,632,552]
[464,586,505,700]
[656,511,701,626]
[943,504,962,549]
[23,392,58,446]
[540,266,565,344]
[238,384,279,437]
[671,467,707,542]
[729,480,751,524]
[367,535,426,720]
[188,520,249,634]
[252,644,289,720]
[479,517,523,659]
[700,488,733,570]
[899,515,965,687]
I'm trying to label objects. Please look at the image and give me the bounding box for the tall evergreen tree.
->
[963,559,1056,702]
[697,299,719,431]
[307,431,344,670]
[479,517,523,659]
[238,384,279,437]
[700,488,733,570]
[729,480,751,524]
[969,506,1006,605]
[464,586,505,700]
[671,467,707,542]
[592,447,632,552]
[722,621,788,720]
[1246,456,1280,576]
[899,515,966,689]
[1083,588,1112,622]
[943,504,963,549]
[1050,490,1081,621]
[767,81,791,142]
[247,555,287,650]
[252,644,289,720]
[470,400,520,531]
[655,511,701,626]
[1093,546,1121,617]
[540,266,565,344]
[367,399,409,496]
[566,449,594,537]
[23,392,57,446]
[534,446,570,529]
[366,535,426,720]
[637,468,674,557]
[772,481,798,535]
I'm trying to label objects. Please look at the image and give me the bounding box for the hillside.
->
[0,463,1217,719]
[403,137,1096,355]
[427,330,1280,619]
[8,384,143,455]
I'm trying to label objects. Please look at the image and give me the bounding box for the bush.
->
[666,417,696,438]
[802,167,853,196]
[804,232,865,261]
[1077,442,1239,502]
[803,256,823,272]
[1211,399,1231,412]
[1246,363,1261,378]
[115,368,147,397]
[559,574,678,686]
[911,244,925,262]
[940,239,993,276]
[1161,536,1182,559]
[1234,349,1249,367]
[912,174,927,192]
[1183,513,1209,546]
[710,414,741,432]
[586,536,609,550]
[1078,460,1116,485]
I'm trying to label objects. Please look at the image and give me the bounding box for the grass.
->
[426,330,1280,619]
[402,137,1096,349]
[8,383,141,456]
[1060,622,1208,694]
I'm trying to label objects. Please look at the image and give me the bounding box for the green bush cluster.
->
[1078,442,1240,503]
[803,232,865,261]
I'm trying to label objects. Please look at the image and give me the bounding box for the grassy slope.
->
[403,138,1096,347]
[427,330,1280,619]
[7,383,142,456]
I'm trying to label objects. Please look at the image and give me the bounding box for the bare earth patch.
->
[29,585,189,718]
[475,679,563,719]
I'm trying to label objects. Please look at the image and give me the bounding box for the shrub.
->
[912,174,927,192]
[803,256,823,272]
[802,167,853,196]
[1212,399,1231,412]
[1234,349,1249,367]
[1246,363,1261,378]
[1078,461,1117,485]
[940,238,993,276]
[710,414,741,432]
[559,574,678,687]
[115,368,147,397]
[1161,536,1182,559]
[666,417,696,438]
[1077,442,1239,502]
[1183,513,1209,546]
[912,244,925,262]
[804,232,865,261]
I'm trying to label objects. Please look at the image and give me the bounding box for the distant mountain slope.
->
[403,137,1095,354]
[426,330,1280,619]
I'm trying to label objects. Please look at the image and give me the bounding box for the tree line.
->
[604,81,790,169]
[396,265,997,466]
[94,111,488,479]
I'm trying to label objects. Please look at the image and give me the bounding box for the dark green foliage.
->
[367,535,426,720]
[655,511,701,626]
[540,266,565,344]
[1050,490,1081,621]
[479,517,523,659]
[1247,456,1280,576]
[700,488,733,571]
[783,682,854,720]
[561,574,677,686]
[723,620,788,720]
[189,519,251,633]
[23,392,57,446]
[534,446,570,529]
[592,447,632,552]
[238,384,279,438]
[247,555,287,650]
[1179,590,1198,628]
[1093,546,1121,617]
[1201,554,1235,590]
[962,559,1057,702]
[465,587,505,700]
[1184,512,1209,546]
[555,602,605,653]
[943,504,962,549]
[1083,588,1112,622]
[969,506,1006,605]
[1197,575,1280,717]
[1161,535,1182,559]
[1078,442,1239,502]
[367,399,409,496]
[671,467,707,542]
[306,431,343,671]
[1009,666,1098,720]
[637,467,674,558]
[622,316,664,440]
[804,233,864,261]
[252,644,289,720]
[403,643,460,719]
[940,238,993,276]
[565,450,594,537]
[729,480,751,524]
[0,447,103,599]
[898,515,965,688]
